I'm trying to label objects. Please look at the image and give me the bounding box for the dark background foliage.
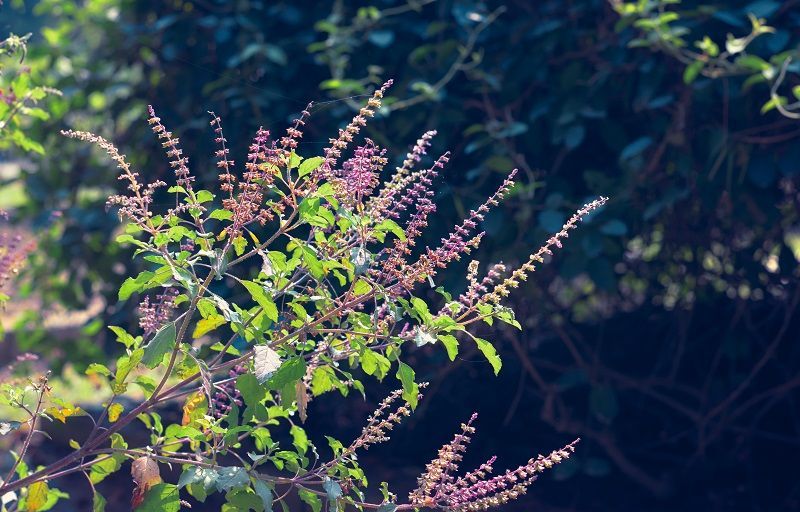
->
[2,0,799,510]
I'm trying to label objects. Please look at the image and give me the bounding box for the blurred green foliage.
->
[2,0,799,509]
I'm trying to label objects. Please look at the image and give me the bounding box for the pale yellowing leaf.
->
[253,345,282,383]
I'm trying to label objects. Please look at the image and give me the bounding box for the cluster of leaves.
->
[0,84,598,510]
[0,32,59,154]
[611,0,800,115]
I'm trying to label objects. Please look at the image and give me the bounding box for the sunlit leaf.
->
[253,345,282,383]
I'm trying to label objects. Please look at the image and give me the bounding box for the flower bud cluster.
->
[410,412,478,506]
[147,106,194,190]
[317,80,392,182]
[61,130,163,228]
[484,197,608,304]
[350,386,422,451]
[376,152,449,289]
[338,138,387,207]
[210,111,236,197]
[0,212,34,294]
[445,440,579,511]
[409,412,579,511]
[138,287,179,336]
[367,129,437,218]
[279,103,312,153]
[457,262,507,310]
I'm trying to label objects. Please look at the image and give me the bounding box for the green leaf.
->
[108,326,137,348]
[761,95,787,114]
[361,350,391,379]
[736,54,770,72]
[495,308,521,330]
[89,434,127,484]
[195,190,215,203]
[352,279,372,296]
[215,467,249,492]
[299,489,322,512]
[253,480,273,512]
[290,425,309,455]
[266,358,307,391]
[134,375,157,398]
[118,269,163,301]
[374,219,406,241]
[172,267,199,297]
[86,363,112,377]
[141,321,177,369]
[237,373,267,408]
[410,297,432,322]
[92,491,107,512]
[437,334,459,361]
[113,348,144,394]
[474,338,502,375]
[377,505,398,512]
[178,466,219,490]
[310,366,338,396]
[233,235,248,256]
[396,362,419,409]
[209,208,233,220]
[298,156,325,177]
[682,60,703,84]
[136,483,180,512]
[241,281,279,322]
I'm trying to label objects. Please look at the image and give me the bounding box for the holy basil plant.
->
[0,81,604,511]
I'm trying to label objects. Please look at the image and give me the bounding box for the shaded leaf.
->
[141,322,177,369]
[253,479,273,512]
[177,466,219,490]
[215,467,249,492]
[134,483,179,512]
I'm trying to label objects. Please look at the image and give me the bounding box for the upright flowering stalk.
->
[367,129,437,219]
[61,130,164,233]
[147,105,194,191]
[316,80,392,185]
[210,111,236,203]
[375,152,449,288]
[338,138,387,208]
[138,288,179,336]
[483,197,608,304]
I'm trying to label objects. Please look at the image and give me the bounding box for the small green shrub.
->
[0,82,604,511]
